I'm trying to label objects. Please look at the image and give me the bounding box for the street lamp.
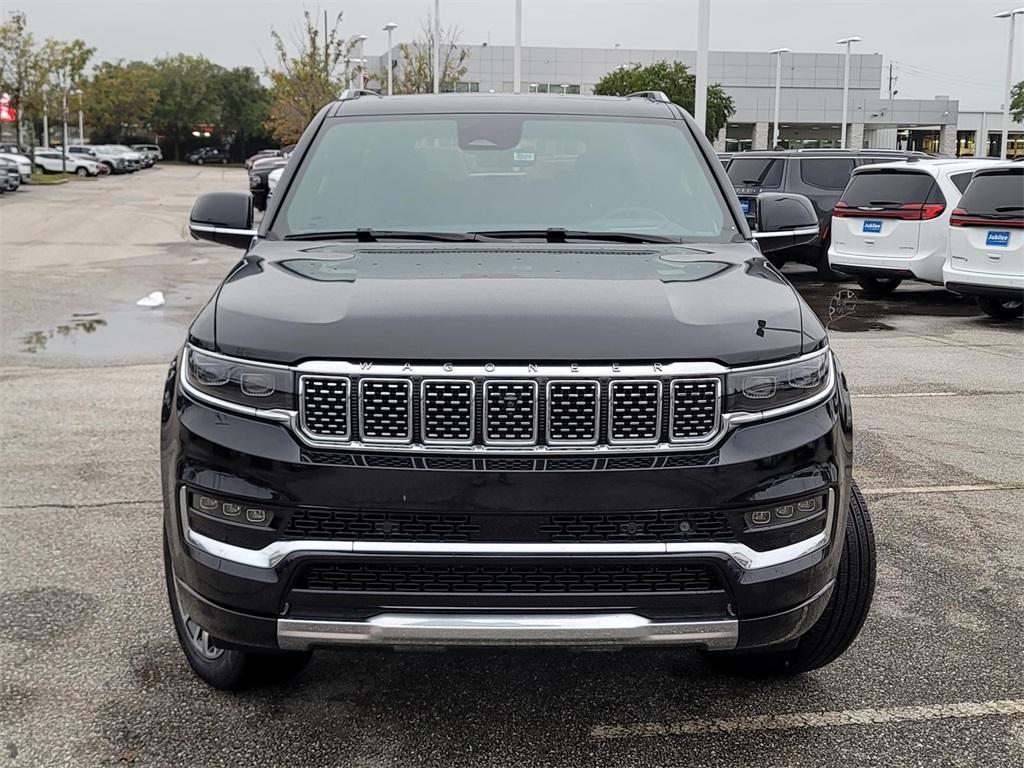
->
[995,8,1024,159]
[433,0,441,94]
[383,22,397,96]
[769,48,791,149]
[835,36,862,149]
[41,84,49,147]
[513,0,522,94]
[694,0,711,133]
[74,88,84,144]
[355,34,368,89]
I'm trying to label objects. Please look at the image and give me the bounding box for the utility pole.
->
[41,84,48,148]
[995,8,1023,159]
[324,11,329,77]
[61,86,67,175]
[836,36,862,149]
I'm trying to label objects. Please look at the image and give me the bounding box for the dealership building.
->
[367,44,1023,157]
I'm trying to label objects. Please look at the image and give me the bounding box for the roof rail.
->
[625,90,671,104]
[338,88,383,101]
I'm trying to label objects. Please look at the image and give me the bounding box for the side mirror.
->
[189,192,256,249]
[750,192,820,253]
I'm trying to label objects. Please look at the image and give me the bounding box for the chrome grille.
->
[608,381,662,444]
[670,379,720,440]
[301,377,350,438]
[421,380,474,444]
[300,371,724,452]
[484,381,538,444]
[359,379,412,442]
[546,381,599,444]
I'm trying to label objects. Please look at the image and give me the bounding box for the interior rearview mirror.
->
[750,192,820,254]
[189,192,256,249]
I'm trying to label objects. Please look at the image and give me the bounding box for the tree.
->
[151,54,223,160]
[389,17,468,94]
[593,61,735,140]
[265,10,355,144]
[82,60,158,142]
[1011,80,1024,124]
[0,11,35,146]
[27,35,94,147]
[215,66,273,160]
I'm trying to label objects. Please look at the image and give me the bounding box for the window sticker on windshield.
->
[862,220,882,234]
[739,199,750,215]
[986,231,1010,248]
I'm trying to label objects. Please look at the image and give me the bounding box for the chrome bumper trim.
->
[179,490,834,572]
[277,612,738,651]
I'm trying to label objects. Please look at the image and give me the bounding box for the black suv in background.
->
[727,149,926,276]
[187,147,228,165]
[167,92,875,690]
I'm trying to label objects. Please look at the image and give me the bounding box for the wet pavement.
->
[0,166,1022,767]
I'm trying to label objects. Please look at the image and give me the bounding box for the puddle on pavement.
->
[19,309,190,360]
[785,270,984,333]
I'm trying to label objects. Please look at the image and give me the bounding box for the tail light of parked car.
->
[950,207,1024,228]
[833,201,945,221]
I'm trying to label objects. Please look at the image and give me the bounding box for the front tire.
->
[197,158,204,166]
[704,483,876,676]
[164,532,312,690]
[857,275,902,297]
[76,166,87,177]
[977,295,1023,319]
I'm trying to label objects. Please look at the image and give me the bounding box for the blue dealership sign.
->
[862,220,882,234]
[986,231,1010,248]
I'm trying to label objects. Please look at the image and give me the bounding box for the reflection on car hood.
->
[206,241,821,366]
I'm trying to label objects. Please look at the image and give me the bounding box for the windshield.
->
[271,114,734,242]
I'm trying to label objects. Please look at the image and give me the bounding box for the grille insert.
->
[484,381,538,444]
[421,380,474,444]
[359,379,412,442]
[301,377,350,438]
[299,561,720,594]
[609,381,662,444]
[670,380,719,440]
[546,381,600,444]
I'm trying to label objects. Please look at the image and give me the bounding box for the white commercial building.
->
[367,44,1022,157]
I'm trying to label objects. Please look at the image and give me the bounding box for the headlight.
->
[725,349,831,414]
[185,346,295,410]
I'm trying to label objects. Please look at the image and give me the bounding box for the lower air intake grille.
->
[298,561,720,594]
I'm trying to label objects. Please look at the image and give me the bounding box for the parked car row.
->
[828,159,1022,318]
[724,148,928,276]
[247,144,294,211]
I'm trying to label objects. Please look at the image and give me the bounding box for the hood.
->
[205,242,821,366]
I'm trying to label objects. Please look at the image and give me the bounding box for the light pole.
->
[769,48,790,149]
[355,34,368,89]
[835,36,862,149]
[433,0,441,94]
[513,0,522,94]
[383,22,397,95]
[74,88,83,143]
[996,8,1024,159]
[694,0,711,134]
[41,84,49,147]
[61,87,68,174]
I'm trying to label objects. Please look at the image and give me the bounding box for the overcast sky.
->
[12,0,1022,110]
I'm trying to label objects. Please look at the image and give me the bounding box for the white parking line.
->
[861,484,1023,496]
[591,699,1024,740]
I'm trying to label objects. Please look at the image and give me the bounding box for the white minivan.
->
[943,163,1023,319]
[828,158,996,296]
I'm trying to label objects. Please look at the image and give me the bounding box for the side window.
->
[950,172,973,195]
[799,158,856,190]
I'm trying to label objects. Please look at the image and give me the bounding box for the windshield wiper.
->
[283,228,481,242]
[995,206,1024,212]
[471,228,681,244]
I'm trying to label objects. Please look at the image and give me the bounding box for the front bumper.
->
[162,356,854,653]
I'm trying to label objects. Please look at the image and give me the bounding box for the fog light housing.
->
[744,494,826,530]
[188,491,274,528]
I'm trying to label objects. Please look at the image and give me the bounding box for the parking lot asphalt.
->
[0,165,1021,767]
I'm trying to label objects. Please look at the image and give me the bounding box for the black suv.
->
[164,92,875,689]
[187,147,228,165]
[727,149,926,275]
